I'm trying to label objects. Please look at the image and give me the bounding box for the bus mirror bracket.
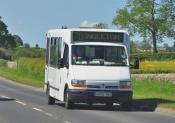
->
[133,57,139,69]
[130,57,139,69]
[58,58,64,68]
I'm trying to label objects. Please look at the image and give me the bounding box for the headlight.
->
[119,81,131,89]
[71,79,86,88]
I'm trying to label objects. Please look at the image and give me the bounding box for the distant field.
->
[131,60,175,74]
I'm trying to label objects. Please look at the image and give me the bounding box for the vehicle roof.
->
[71,42,126,47]
[47,28,128,34]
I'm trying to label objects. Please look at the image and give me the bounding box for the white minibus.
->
[44,28,138,110]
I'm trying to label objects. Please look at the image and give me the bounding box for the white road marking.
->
[15,101,27,106]
[32,107,54,118]
[64,121,72,123]
[0,95,56,119]
[33,107,43,112]
[44,112,53,117]
[1,95,10,99]
[113,103,120,106]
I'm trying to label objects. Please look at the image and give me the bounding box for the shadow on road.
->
[0,97,15,101]
[55,98,175,112]
[56,102,117,111]
[132,98,175,112]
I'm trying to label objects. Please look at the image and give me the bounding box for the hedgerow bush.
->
[13,47,45,59]
[131,52,175,61]
[17,57,45,78]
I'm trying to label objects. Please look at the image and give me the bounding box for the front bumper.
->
[68,89,132,103]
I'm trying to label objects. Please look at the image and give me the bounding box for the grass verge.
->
[0,59,43,88]
[133,78,175,110]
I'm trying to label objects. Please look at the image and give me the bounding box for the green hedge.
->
[13,47,45,59]
[131,52,175,61]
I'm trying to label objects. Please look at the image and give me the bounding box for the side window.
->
[46,37,50,65]
[63,44,69,65]
[58,37,62,60]
[49,37,62,68]
[50,37,55,67]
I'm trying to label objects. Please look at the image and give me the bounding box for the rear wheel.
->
[47,85,55,105]
[64,88,73,109]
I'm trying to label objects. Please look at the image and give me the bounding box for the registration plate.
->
[94,92,112,97]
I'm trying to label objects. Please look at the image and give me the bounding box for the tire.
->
[64,88,73,109]
[121,101,132,111]
[87,102,93,105]
[46,84,49,95]
[47,85,55,105]
[106,102,113,107]
[48,95,55,105]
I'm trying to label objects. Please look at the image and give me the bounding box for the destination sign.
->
[72,31,124,43]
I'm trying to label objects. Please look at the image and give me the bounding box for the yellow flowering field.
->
[132,60,175,73]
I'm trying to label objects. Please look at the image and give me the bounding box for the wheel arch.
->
[63,83,69,101]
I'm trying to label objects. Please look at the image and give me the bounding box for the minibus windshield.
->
[72,45,128,66]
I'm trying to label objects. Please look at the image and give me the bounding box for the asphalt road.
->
[0,78,175,123]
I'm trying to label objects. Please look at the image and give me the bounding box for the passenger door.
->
[55,37,62,98]
[59,43,69,101]
[45,37,50,86]
[47,37,61,98]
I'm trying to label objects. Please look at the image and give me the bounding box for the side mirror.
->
[58,58,64,68]
[133,58,139,69]
[65,62,69,68]
[58,58,69,69]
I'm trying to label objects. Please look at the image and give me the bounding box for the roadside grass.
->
[131,60,175,74]
[133,78,175,109]
[0,58,175,109]
[0,59,44,88]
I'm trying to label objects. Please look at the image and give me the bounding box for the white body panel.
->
[71,66,130,81]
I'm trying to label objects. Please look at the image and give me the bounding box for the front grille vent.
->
[87,85,101,88]
[105,86,118,89]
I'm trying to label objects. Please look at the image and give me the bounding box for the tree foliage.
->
[13,35,23,46]
[95,23,108,29]
[172,41,175,51]
[0,16,8,36]
[0,16,23,49]
[113,0,175,53]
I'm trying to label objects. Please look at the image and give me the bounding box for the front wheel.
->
[65,89,74,109]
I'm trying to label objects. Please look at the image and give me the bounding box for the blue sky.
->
[0,0,127,48]
[0,0,173,48]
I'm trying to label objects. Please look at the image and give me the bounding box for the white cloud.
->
[80,20,98,28]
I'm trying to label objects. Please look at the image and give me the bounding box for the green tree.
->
[0,16,8,36]
[35,44,39,49]
[130,40,138,53]
[13,35,23,46]
[1,34,16,49]
[24,43,30,48]
[95,23,108,29]
[0,17,23,49]
[172,41,175,51]
[140,40,152,51]
[163,43,171,51]
[113,0,175,53]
